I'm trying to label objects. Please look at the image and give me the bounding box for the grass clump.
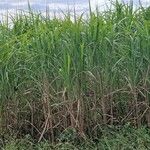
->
[0,2,150,143]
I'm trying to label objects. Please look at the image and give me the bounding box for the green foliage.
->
[143,6,150,20]
[58,128,78,142]
[2,126,150,150]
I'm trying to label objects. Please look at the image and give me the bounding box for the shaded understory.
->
[1,126,150,150]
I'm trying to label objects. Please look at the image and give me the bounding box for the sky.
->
[0,0,149,10]
[0,0,149,21]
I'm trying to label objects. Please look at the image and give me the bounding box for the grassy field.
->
[0,1,150,147]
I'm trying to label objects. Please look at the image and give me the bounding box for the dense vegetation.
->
[0,2,150,146]
[2,126,150,150]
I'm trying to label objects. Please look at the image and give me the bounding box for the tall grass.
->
[0,3,150,142]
